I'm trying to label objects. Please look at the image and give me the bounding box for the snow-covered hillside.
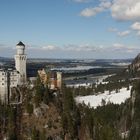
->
[75,87,131,108]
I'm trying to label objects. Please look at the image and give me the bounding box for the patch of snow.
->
[121,131,129,139]
[96,74,115,84]
[75,87,131,108]
[67,83,91,88]
[51,66,101,71]
[110,63,131,66]
[44,124,48,129]
[101,81,109,84]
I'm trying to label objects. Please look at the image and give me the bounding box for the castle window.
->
[2,73,4,75]
[2,83,4,85]
[2,78,4,80]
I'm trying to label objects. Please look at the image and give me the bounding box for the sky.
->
[0,0,140,59]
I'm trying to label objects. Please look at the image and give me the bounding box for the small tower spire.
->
[16,41,25,55]
[17,41,25,46]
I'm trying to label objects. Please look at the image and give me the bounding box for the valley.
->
[0,56,140,140]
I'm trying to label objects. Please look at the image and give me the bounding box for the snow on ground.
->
[51,66,101,71]
[110,62,131,66]
[96,74,115,83]
[75,87,131,108]
[67,83,91,88]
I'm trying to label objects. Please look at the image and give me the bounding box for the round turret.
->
[15,41,27,84]
[16,41,25,55]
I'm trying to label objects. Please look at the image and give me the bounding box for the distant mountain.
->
[128,53,140,72]
[102,53,140,82]
[0,56,12,61]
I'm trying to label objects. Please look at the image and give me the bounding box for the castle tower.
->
[14,41,27,84]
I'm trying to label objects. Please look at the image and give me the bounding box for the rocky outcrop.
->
[128,53,140,72]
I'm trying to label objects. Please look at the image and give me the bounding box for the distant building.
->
[0,41,27,103]
[38,68,62,90]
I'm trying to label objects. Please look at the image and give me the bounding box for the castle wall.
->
[0,70,20,102]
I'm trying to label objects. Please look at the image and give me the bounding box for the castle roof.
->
[17,41,25,46]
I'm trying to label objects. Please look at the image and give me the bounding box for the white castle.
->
[0,42,27,103]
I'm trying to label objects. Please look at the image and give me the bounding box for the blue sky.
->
[0,0,140,59]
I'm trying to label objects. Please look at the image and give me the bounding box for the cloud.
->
[113,43,124,48]
[80,1,112,17]
[26,44,101,53]
[26,44,58,51]
[111,0,140,21]
[108,27,118,32]
[0,43,139,59]
[37,43,139,54]
[108,27,130,37]
[73,0,90,3]
[131,22,140,30]
[137,31,140,36]
[63,44,101,52]
[112,43,140,53]
[42,45,57,51]
[0,44,15,51]
[99,1,112,9]
[117,30,131,37]
[80,7,104,17]
[28,43,140,59]
[131,22,140,36]
[80,0,140,21]
[0,45,16,57]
